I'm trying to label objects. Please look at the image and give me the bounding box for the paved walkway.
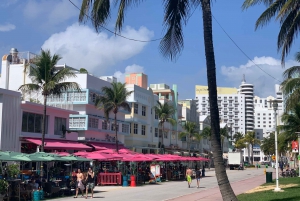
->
[167,171,266,201]
[50,168,268,201]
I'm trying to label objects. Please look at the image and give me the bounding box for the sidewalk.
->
[167,172,266,201]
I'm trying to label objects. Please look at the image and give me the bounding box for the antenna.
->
[242,74,246,83]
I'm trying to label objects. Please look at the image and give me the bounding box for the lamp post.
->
[271,99,281,191]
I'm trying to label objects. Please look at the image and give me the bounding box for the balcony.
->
[69,114,130,135]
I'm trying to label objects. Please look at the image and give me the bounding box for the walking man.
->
[74,169,85,198]
[85,167,95,199]
[196,168,201,188]
[186,167,192,188]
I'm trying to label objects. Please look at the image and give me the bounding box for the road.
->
[52,168,266,201]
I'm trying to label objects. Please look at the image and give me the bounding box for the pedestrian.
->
[186,167,192,188]
[85,167,95,199]
[74,169,85,198]
[196,168,201,188]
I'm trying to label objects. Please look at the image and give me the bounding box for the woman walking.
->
[85,167,95,199]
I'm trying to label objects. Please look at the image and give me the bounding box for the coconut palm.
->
[19,49,80,152]
[199,127,229,153]
[280,64,300,111]
[233,132,246,151]
[243,131,261,164]
[154,101,176,154]
[201,126,212,140]
[242,0,300,65]
[179,121,201,155]
[95,82,132,153]
[79,0,236,199]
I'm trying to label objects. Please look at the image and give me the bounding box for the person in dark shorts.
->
[85,167,95,199]
[196,168,201,188]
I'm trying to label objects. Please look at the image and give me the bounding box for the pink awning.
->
[88,142,126,150]
[25,138,92,151]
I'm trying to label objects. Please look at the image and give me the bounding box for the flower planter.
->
[130,175,136,187]
[122,175,128,187]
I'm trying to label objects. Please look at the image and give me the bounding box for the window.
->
[269,121,271,124]
[159,129,162,137]
[258,117,260,120]
[142,106,146,116]
[54,117,67,135]
[255,100,257,103]
[22,112,48,133]
[102,120,108,130]
[263,113,266,116]
[134,124,138,134]
[141,125,146,135]
[134,103,138,114]
[260,100,262,103]
[88,117,98,128]
[164,131,168,139]
[155,128,158,137]
[258,121,260,123]
[122,124,129,133]
[129,123,131,133]
[258,125,260,127]
[111,123,119,131]
[257,113,260,115]
[155,111,158,120]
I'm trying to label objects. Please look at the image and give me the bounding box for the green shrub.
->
[0,180,9,194]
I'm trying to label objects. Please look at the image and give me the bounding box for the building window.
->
[102,120,108,130]
[257,113,260,115]
[258,125,260,127]
[54,117,67,135]
[155,111,158,119]
[155,128,158,137]
[142,106,146,116]
[142,149,148,154]
[134,124,138,134]
[164,131,168,139]
[129,123,131,133]
[122,124,129,133]
[88,117,98,129]
[159,129,162,137]
[134,103,138,114]
[258,121,260,123]
[22,112,48,134]
[111,123,119,131]
[141,125,146,135]
[263,113,266,115]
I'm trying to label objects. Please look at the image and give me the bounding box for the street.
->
[51,168,266,201]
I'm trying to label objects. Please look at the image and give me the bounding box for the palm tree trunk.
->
[251,144,254,165]
[41,95,47,152]
[188,133,191,156]
[114,113,119,153]
[200,0,237,200]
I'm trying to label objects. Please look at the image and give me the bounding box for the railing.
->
[97,173,122,185]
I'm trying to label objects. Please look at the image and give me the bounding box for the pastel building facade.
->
[125,73,148,89]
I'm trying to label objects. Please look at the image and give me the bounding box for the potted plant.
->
[130,162,137,187]
[7,164,20,179]
[0,179,9,201]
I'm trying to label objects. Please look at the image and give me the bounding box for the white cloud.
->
[114,64,145,82]
[221,56,298,97]
[0,23,16,32]
[42,24,153,74]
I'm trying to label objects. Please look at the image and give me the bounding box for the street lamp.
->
[270,99,281,192]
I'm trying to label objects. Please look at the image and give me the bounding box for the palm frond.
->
[242,0,276,10]
[282,65,300,79]
[18,84,41,94]
[160,0,191,60]
[295,51,300,62]
[51,82,81,96]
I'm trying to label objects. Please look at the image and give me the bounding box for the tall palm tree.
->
[281,64,300,111]
[79,0,237,199]
[233,132,246,151]
[154,101,176,154]
[19,49,81,152]
[200,126,229,153]
[95,82,132,153]
[179,121,201,155]
[243,131,261,165]
[201,126,212,140]
[242,0,300,65]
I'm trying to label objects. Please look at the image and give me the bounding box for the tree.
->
[260,132,275,157]
[154,101,176,154]
[79,0,237,199]
[95,82,132,153]
[19,49,80,152]
[179,121,201,155]
[79,68,89,74]
[281,64,300,111]
[220,127,230,153]
[233,132,246,151]
[242,0,300,65]
[201,126,212,140]
[243,131,261,164]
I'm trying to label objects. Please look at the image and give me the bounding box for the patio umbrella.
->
[97,149,117,154]
[60,155,92,162]
[73,151,89,156]
[122,156,153,162]
[51,152,70,156]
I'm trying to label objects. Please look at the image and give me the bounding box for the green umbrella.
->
[0,154,31,162]
[28,152,56,161]
[61,155,91,162]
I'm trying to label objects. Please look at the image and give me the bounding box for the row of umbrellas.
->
[70,149,209,162]
[0,151,91,162]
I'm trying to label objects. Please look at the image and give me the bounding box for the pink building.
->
[125,73,148,89]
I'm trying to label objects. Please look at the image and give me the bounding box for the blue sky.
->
[1,0,299,99]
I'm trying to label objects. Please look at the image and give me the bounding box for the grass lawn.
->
[237,177,300,201]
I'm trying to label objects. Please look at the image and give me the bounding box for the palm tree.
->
[242,0,300,65]
[201,126,212,140]
[179,121,201,155]
[79,0,237,199]
[19,49,81,152]
[95,82,132,153]
[243,131,261,165]
[281,64,300,111]
[233,132,246,151]
[79,68,89,74]
[154,101,176,154]
[220,127,230,153]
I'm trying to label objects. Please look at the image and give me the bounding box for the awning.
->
[88,142,126,150]
[24,138,92,151]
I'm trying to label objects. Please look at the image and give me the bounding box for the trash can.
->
[266,172,272,183]
[266,164,268,168]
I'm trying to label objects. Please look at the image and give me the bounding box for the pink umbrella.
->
[73,151,90,156]
[119,149,136,154]
[97,149,117,154]
[122,155,153,162]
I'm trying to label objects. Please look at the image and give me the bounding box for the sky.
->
[1,0,299,99]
